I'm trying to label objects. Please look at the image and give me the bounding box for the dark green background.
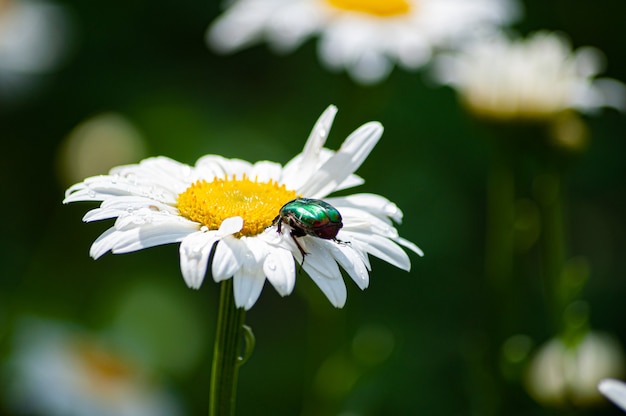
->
[1,0,625,414]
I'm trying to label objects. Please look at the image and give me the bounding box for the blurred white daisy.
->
[207,0,521,84]
[64,105,422,309]
[0,0,72,98]
[599,379,626,412]
[4,319,181,416]
[433,31,626,121]
[525,331,625,408]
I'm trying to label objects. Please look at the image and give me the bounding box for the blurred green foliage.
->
[1,0,625,415]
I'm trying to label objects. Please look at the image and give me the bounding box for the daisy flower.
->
[599,379,626,412]
[4,319,181,416]
[207,0,521,84]
[0,0,72,98]
[64,105,422,310]
[433,31,626,121]
[524,331,625,408]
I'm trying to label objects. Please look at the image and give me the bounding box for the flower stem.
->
[209,280,252,416]
[486,143,515,294]
[534,170,566,333]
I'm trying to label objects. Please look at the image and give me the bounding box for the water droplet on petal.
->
[319,128,327,138]
[185,247,202,260]
[88,191,96,198]
[266,259,277,272]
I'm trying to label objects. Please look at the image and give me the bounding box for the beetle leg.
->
[333,237,350,247]
[291,231,308,260]
[272,215,282,233]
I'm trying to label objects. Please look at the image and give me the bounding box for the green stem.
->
[209,280,251,416]
[485,143,515,300]
[534,171,566,334]
[481,142,516,416]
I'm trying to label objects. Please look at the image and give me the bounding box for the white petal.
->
[89,227,120,259]
[284,148,367,193]
[233,267,266,311]
[232,237,268,310]
[179,217,243,289]
[113,207,195,232]
[64,174,178,205]
[110,156,194,195]
[192,155,230,178]
[82,197,177,222]
[599,379,626,411]
[83,207,121,223]
[112,222,197,253]
[322,240,370,290]
[89,221,196,259]
[327,193,404,223]
[334,174,365,192]
[594,78,626,112]
[263,246,296,296]
[281,105,337,190]
[265,1,323,51]
[195,155,252,178]
[211,237,244,282]
[302,105,337,159]
[207,0,276,53]
[249,160,284,182]
[300,237,342,278]
[339,207,397,236]
[217,216,245,235]
[297,121,383,198]
[347,231,412,271]
[179,232,221,290]
[303,262,347,308]
[349,49,393,85]
[573,78,626,113]
[64,182,104,202]
[395,236,424,257]
[360,249,372,271]
[257,224,288,246]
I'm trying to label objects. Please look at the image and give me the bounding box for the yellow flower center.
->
[177,175,299,237]
[326,0,411,17]
[72,340,138,395]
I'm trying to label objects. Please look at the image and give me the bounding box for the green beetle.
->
[273,198,343,257]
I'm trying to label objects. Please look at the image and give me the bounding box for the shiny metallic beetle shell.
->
[275,198,343,240]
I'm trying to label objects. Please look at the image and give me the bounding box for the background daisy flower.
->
[0,0,72,100]
[525,332,625,408]
[207,0,521,84]
[4,319,181,416]
[4,0,625,413]
[433,31,626,121]
[64,105,422,310]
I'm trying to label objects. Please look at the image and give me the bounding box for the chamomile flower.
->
[207,0,521,84]
[64,105,422,310]
[525,332,625,408]
[0,0,71,98]
[4,319,181,416]
[433,31,626,121]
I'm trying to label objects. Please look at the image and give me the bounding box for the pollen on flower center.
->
[177,175,299,237]
[326,0,411,17]
[72,340,136,389]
